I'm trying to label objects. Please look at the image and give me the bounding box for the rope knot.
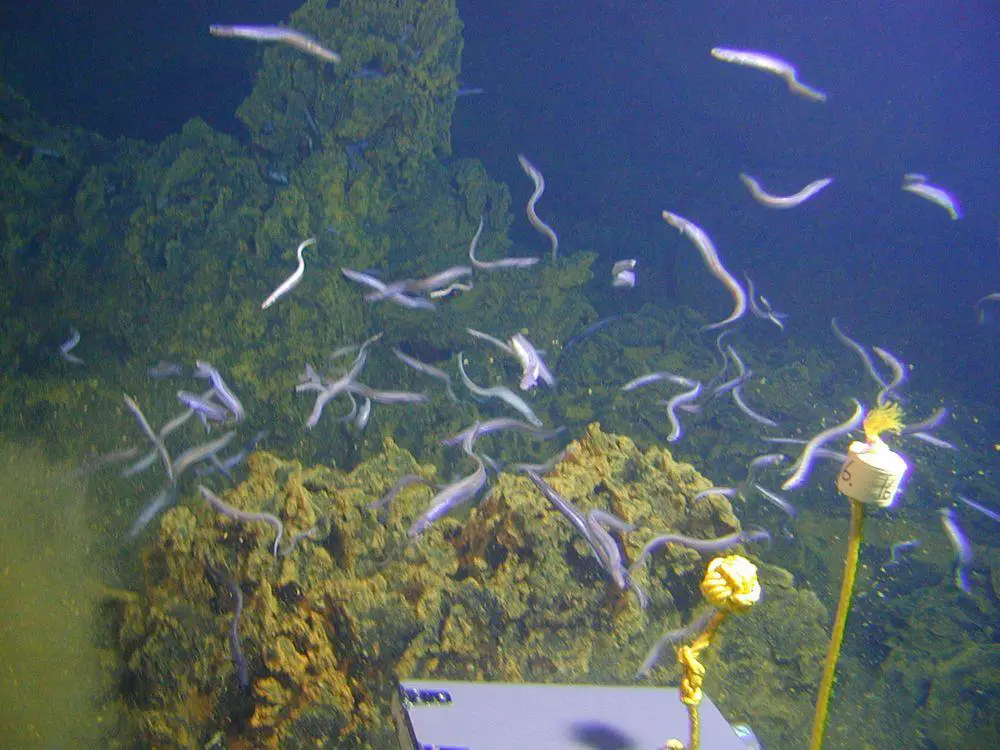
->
[677,644,706,705]
[700,554,761,613]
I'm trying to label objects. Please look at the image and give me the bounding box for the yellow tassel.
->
[863,402,903,443]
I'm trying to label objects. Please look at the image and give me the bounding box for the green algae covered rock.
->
[921,643,1000,748]
[0,0,609,483]
[704,564,829,749]
[119,424,825,747]
[1,0,586,478]
[236,0,463,186]
[0,81,123,370]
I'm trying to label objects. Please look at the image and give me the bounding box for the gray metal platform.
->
[393,679,755,750]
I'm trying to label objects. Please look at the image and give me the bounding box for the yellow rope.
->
[809,498,866,750]
[667,555,760,750]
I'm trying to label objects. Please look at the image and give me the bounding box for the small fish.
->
[468,217,539,270]
[731,723,763,749]
[781,400,865,490]
[128,487,176,539]
[613,269,636,287]
[428,281,473,298]
[123,394,173,483]
[458,353,543,426]
[872,346,907,406]
[958,494,1000,524]
[938,507,973,592]
[726,345,779,428]
[909,432,957,450]
[366,266,471,302]
[354,66,387,80]
[299,348,369,428]
[745,274,788,330]
[630,528,771,570]
[59,328,84,365]
[711,46,827,102]
[393,349,459,401]
[902,173,961,220]
[148,360,184,378]
[354,397,372,430]
[174,431,237,479]
[621,371,681,392]
[177,390,229,426]
[752,483,798,518]
[209,24,341,63]
[466,327,514,355]
[662,210,746,330]
[194,360,245,422]
[739,173,832,209]
[348,384,428,405]
[517,154,559,261]
[626,373,702,442]
[262,238,314,310]
[611,259,636,287]
[885,538,921,566]
[441,418,564,447]
[510,333,555,390]
[341,268,435,310]
[830,318,889,388]
[523,469,645,605]
[975,293,1000,324]
[408,426,486,537]
[265,169,290,186]
[199,483,283,556]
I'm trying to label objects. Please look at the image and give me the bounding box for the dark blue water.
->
[1,1,997,748]
[3,0,996,397]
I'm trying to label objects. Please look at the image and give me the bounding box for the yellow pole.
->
[809,498,866,750]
